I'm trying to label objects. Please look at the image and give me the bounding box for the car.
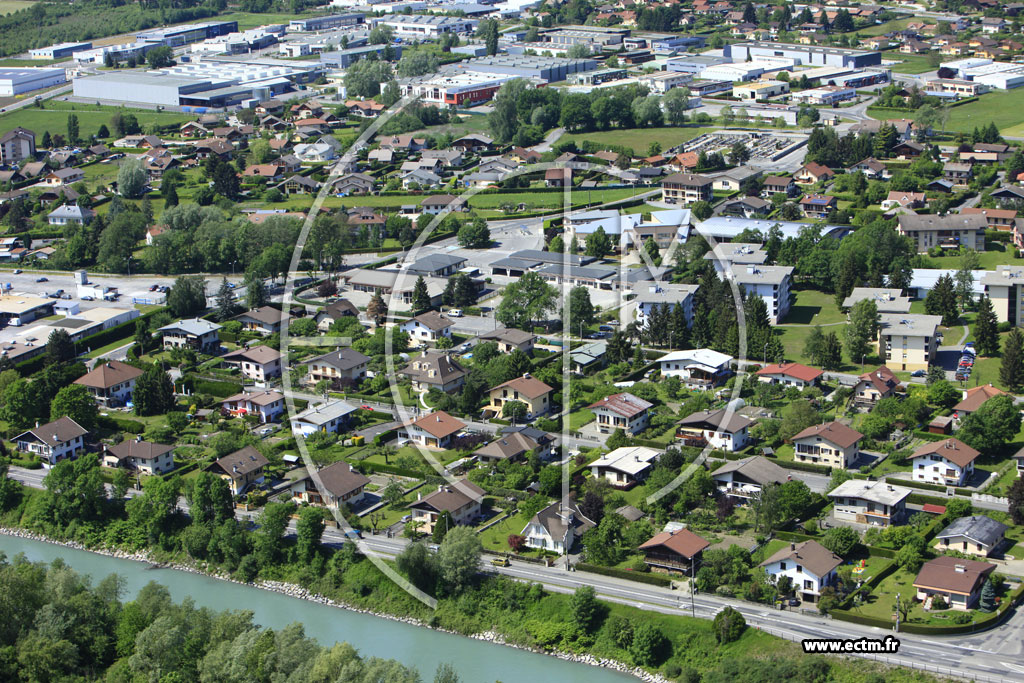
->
[227,282,236,289]
[599,325,613,332]
[258,426,275,436]
[787,598,800,607]
[344,529,362,540]
[11,269,20,274]
[60,294,71,300]
[911,370,926,377]
[360,404,373,411]
[401,514,411,523]
[54,289,63,295]
[448,309,463,317]
[458,343,472,352]
[36,277,47,283]
[149,284,159,291]
[80,295,93,301]
[491,556,510,567]
[427,544,440,553]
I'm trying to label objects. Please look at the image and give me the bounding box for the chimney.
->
[790,542,795,551]
[955,564,966,573]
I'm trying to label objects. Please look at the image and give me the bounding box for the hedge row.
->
[911,430,948,442]
[888,477,949,493]
[99,416,145,435]
[574,562,675,587]
[188,377,244,399]
[908,492,950,507]
[355,461,422,478]
[777,459,834,475]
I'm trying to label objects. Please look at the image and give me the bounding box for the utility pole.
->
[690,580,696,619]
[895,592,900,633]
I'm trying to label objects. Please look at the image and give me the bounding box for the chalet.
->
[379,134,427,152]
[486,374,553,420]
[221,345,282,382]
[755,362,822,387]
[721,195,771,218]
[589,392,652,436]
[795,162,834,184]
[545,168,572,188]
[677,409,753,452]
[401,410,465,450]
[290,400,359,437]
[304,348,371,386]
[829,479,910,527]
[791,421,863,469]
[639,528,710,576]
[233,306,289,335]
[73,360,143,407]
[220,389,285,423]
[760,541,842,604]
[475,427,555,464]
[479,327,536,354]
[799,193,837,219]
[158,318,222,353]
[409,480,485,534]
[953,384,1007,419]
[314,299,360,332]
[420,194,467,215]
[935,515,1007,557]
[657,348,733,387]
[909,438,980,487]
[329,173,375,195]
[914,556,995,611]
[711,456,789,501]
[761,175,797,197]
[291,461,370,510]
[278,175,320,195]
[14,417,88,468]
[206,445,269,495]
[852,366,899,409]
[400,311,453,344]
[400,350,466,394]
[521,498,595,554]
[48,205,95,226]
[102,438,175,475]
[881,191,926,211]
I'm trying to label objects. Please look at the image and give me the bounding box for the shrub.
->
[712,606,746,643]
[931,596,948,610]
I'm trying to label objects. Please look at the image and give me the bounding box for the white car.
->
[448,309,463,317]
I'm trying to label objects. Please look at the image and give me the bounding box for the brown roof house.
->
[206,445,269,495]
[953,384,1008,419]
[914,556,995,610]
[760,540,843,603]
[852,366,899,409]
[521,498,595,554]
[711,456,789,501]
[14,416,88,468]
[221,345,282,382]
[303,348,370,388]
[755,361,822,388]
[400,350,466,394]
[589,392,653,436]
[102,437,175,475]
[676,409,754,452]
[291,461,371,511]
[795,162,835,184]
[909,437,980,487]
[74,360,143,408]
[639,528,710,576]
[409,480,485,534]
[661,172,713,205]
[485,374,553,421]
[479,327,536,354]
[220,389,285,424]
[791,421,863,470]
[234,305,290,336]
[401,410,466,450]
[474,426,555,464]
[399,311,453,344]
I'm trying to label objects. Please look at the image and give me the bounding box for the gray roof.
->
[508,249,597,267]
[528,498,595,544]
[936,515,1007,546]
[406,253,467,274]
[898,213,987,232]
[828,479,911,506]
[291,400,359,426]
[711,456,788,486]
[730,264,793,286]
[876,313,942,338]
[537,264,617,281]
[305,348,370,371]
[159,318,222,336]
[212,445,268,477]
[15,416,88,448]
[678,408,754,434]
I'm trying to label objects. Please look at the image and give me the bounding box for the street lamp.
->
[763,341,769,364]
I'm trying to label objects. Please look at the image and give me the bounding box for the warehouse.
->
[280,29,367,57]
[72,42,156,65]
[637,71,692,93]
[374,15,476,39]
[29,41,92,60]
[733,79,789,100]
[961,62,1024,90]
[724,41,881,69]
[136,21,239,47]
[666,54,730,74]
[0,68,66,96]
[698,62,772,83]
[288,13,364,32]
[400,71,516,107]
[539,26,628,48]
[191,28,282,55]
[319,44,402,68]
[791,85,857,105]
[459,54,598,81]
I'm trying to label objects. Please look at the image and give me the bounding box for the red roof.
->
[755,362,822,383]
[922,503,947,514]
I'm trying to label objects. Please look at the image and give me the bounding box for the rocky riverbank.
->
[0,527,668,683]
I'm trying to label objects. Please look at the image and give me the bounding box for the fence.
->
[972,492,1009,506]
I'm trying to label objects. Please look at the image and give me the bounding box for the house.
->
[486,374,553,420]
[876,313,941,372]
[852,366,899,409]
[711,456,789,501]
[206,445,269,495]
[661,172,712,205]
[892,141,925,159]
[721,195,771,218]
[755,362,822,388]
[521,498,595,554]
[315,299,360,332]
[962,208,1016,231]
[799,194,838,220]
[0,127,35,164]
[48,205,96,226]
[159,319,222,353]
[73,360,143,407]
[479,327,536,354]
[329,172,375,195]
[639,528,710,576]
[400,311,453,343]
[278,175,320,195]
[453,134,494,153]
[14,417,88,468]
[43,167,84,186]
[545,168,572,187]
[828,479,911,527]
[760,541,842,604]
[102,438,175,475]
[909,438,980,487]
[193,139,233,159]
[881,191,926,211]
[401,411,465,450]
[220,389,285,423]
[953,384,1008,419]
[290,400,359,437]
[850,157,891,180]
[936,515,1007,558]
[795,162,834,184]
[379,134,426,152]
[475,426,555,464]
[346,99,386,118]
[242,164,282,180]
[304,348,370,387]
[761,175,797,197]
[943,162,973,185]
[221,345,282,382]
[913,556,995,611]
[570,341,607,374]
[399,350,466,394]
[420,194,467,215]
[405,253,467,278]
[791,421,863,469]
[291,461,370,510]
[508,147,540,164]
[589,393,653,436]
[657,349,733,387]
[590,446,661,486]
[408,480,485,534]
[676,409,753,451]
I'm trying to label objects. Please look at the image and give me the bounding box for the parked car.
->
[360,404,373,411]
[81,295,94,301]
[911,369,926,377]
[12,269,20,274]
[149,284,159,291]
[448,309,463,317]
[60,294,71,300]
[36,276,47,282]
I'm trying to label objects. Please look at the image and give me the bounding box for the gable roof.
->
[828,479,911,506]
[711,455,788,486]
[792,421,863,449]
[639,528,709,559]
[799,161,834,178]
[591,446,661,475]
[954,384,1007,414]
[937,515,1007,547]
[74,360,143,389]
[221,389,284,407]
[400,349,466,386]
[304,347,370,371]
[759,540,842,577]
[527,498,595,542]
[406,311,452,332]
[856,366,898,394]
[474,431,541,460]
[410,480,485,513]
[104,438,174,462]
[491,374,553,399]
[159,318,222,336]
[910,437,980,469]
[755,362,822,383]
[314,461,370,499]
[409,410,465,439]
[222,344,281,365]
[211,445,268,478]
[913,556,995,595]
[678,408,754,434]
[15,416,88,448]
[588,392,652,418]
[480,327,535,346]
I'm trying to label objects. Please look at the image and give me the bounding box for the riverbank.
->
[0,526,667,683]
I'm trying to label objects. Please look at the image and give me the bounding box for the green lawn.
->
[0,0,35,13]
[856,18,914,37]
[0,102,191,141]
[884,52,938,75]
[567,408,595,431]
[922,242,1022,271]
[467,187,638,211]
[941,88,1024,135]
[561,125,724,154]
[850,567,993,626]
[477,508,537,553]
[779,288,848,326]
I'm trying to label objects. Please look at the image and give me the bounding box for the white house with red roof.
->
[909,438,980,487]
[589,393,652,436]
[401,410,466,450]
[755,362,822,388]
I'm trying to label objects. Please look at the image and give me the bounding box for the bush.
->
[931,596,948,610]
[712,606,746,643]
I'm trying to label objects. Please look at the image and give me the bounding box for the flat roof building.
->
[29,41,93,60]
[458,54,598,82]
[725,41,882,69]
[136,21,239,47]
[0,68,66,96]
[374,14,476,39]
[288,13,364,32]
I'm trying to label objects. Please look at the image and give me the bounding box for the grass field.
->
[561,125,725,154]
[477,509,536,553]
[943,88,1024,135]
[467,187,638,209]
[195,11,302,31]
[0,0,35,14]
[0,101,191,141]
[923,242,1023,270]
[857,18,913,37]
[884,52,937,75]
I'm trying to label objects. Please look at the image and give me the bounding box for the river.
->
[0,535,637,683]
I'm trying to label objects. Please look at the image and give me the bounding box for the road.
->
[8,464,1022,680]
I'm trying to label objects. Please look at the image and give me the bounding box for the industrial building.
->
[637,71,692,93]
[0,68,66,96]
[459,54,598,81]
[280,29,367,57]
[791,85,857,105]
[288,13,365,32]
[733,79,789,100]
[955,61,1024,90]
[571,68,628,86]
[724,42,882,69]
[135,21,239,47]
[666,54,730,74]
[539,25,628,48]
[72,42,156,65]
[699,61,789,83]
[400,71,517,107]
[190,28,283,55]
[319,44,402,69]
[373,15,476,39]
[29,41,92,60]
[72,58,322,109]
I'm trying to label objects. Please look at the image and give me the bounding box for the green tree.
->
[146,45,174,68]
[778,400,820,441]
[955,249,980,311]
[457,217,490,248]
[821,526,858,556]
[690,200,713,221]
[927,379,960,409]
[245,272,268,310]
[820,331,843,371]
[845,298,878,365]
[585,226,612,258]
[167,275,207,318]
[296,506,326,563]
[45,328,76,365]
[629,622,666,666]
[979,577,996,612]
[50,384,99,431]
[1000,328,1024,392]
[925,273,959,327]
[975,295,1000,357]
[254,501,295,567]
[958,395,1022,453]
[568,286,595,331]
[412,275,432,312]
[0,378,43,430]
[367,293,388,326]
[432,510,455,544]
[117,158,147,199]
[134,365,175,417]
[712,606,746,643]
[496,271,558,330]
[570,584,599,633]
[215,277,235,322]
[66,113,79,144]
[437,525,482,594]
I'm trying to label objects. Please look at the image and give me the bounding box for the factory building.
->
[319,44,403,69]
[135,21,239,47]
[373,15,477,39]
[288,13,365,32]
[72,42,156,65]
[400,71,518,107]
[724,41,882,69]
[29,41,92,60]
[190,28,283,55]
[0,68,66,96]
[538,25,629,48]
[459,54,598,81]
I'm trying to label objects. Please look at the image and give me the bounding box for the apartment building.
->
[876,313,941,372]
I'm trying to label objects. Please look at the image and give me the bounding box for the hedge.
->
[355,461,423,478]
[837,559,897,609]
[777,459,833,475]
[888,477,949,494]
[574,562,675,587]
[189,378,244,399]
[908,492,950,507]
[911,430,948,442]
[99,416,145,434]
